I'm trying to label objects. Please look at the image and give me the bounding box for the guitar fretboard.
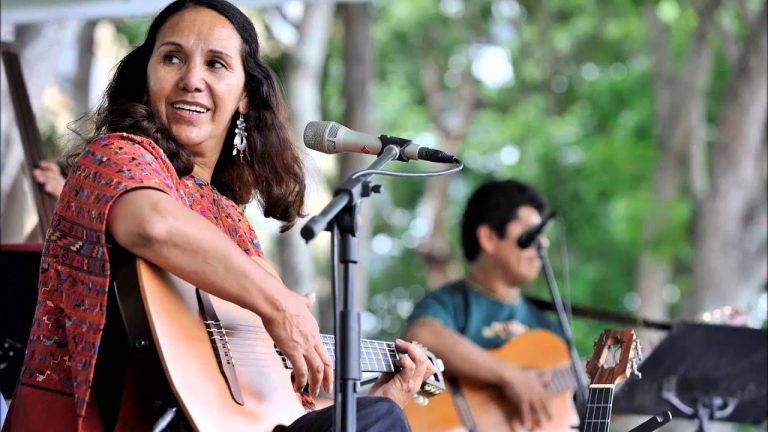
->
[583,384,615,432]
[277,334,401,373]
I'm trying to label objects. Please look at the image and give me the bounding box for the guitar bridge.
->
[197,289,244,405]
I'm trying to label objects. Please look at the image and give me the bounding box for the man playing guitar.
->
[404,179,576,431]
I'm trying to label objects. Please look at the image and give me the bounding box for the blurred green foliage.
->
[310,0,755,356]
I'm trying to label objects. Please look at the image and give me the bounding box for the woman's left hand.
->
[369,339,436,408]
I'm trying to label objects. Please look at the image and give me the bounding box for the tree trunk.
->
[73,21,97,119]
[279,3,335,300]
[689,5,767,317]
[340,2,375,311]
[418,61,477,288]
[635,1,720,327]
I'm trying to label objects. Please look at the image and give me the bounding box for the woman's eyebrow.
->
[157,41,234,60]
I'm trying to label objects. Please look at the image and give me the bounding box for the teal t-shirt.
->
[408,279,562,349]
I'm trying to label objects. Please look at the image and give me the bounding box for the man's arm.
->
[404,318,508,384]
[404,318,552,428]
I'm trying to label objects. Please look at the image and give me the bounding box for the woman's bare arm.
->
[107,188,333,396]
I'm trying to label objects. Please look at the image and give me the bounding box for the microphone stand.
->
[535,240,589,423]
[301,145,401,432]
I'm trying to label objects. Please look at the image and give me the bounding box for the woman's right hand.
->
[261,289,333,397]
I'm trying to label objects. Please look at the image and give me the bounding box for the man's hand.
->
[261,289,333,397]
[369,339,436,408]
[499,365,552,429]
[33,160,65,199]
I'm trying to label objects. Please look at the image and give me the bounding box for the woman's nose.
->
[179,63,205,92]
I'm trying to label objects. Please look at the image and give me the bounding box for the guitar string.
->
[214,326,573,398]
[209,327,399,371]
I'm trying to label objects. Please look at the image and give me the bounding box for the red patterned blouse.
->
[5,133,263,431]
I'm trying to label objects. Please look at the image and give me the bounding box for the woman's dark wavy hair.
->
[460,179,548,262]
[70,0,304,230]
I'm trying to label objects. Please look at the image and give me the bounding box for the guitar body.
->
[135,258,307,431]
[404,329,578,432]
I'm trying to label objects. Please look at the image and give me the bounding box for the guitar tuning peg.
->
[412,394,429,406]
[634,340,644,362]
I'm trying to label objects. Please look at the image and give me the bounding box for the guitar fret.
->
[362,339,374,371]
[374,340,382,371]
[386,341,397,372]
[311,335,404,373]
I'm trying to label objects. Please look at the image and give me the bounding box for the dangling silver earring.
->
[233,113,247,158]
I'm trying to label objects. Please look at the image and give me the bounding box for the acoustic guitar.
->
[115,258,445,431]
[404,329,580,432]
[582,328,642,432]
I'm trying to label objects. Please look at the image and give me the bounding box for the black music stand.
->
[613,322,767,432]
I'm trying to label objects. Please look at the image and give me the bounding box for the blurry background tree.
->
[1,1,766,430]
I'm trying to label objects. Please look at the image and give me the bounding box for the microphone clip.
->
[379,134,414,162]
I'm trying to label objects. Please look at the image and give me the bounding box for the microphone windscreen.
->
[303,121,334,151]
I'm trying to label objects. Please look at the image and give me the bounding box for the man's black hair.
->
[460,179,548,262]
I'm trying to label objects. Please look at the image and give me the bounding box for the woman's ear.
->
[238,93,249,115]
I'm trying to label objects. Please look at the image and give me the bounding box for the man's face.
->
[485,205,547,287]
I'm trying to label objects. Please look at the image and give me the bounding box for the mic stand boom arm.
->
[301,145,400,432]
[535,240,590,424]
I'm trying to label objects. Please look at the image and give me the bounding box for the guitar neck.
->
[276,334,400,373]
[321,334,401,373]
[582,384,615,432]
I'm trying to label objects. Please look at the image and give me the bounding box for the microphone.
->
[517,211,557,249]
[303,121,460,164]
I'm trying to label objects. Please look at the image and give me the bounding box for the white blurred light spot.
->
[413,131,438,148]
[371,233,393,255]
[282,1,305,22]
[440,0,465,18]
[409,217,430,239]
[580,62,600,81]
[265,9,299,47]
[471,44,514,88]
[624,292,641,311]
[609,62,628,79]
[550,75,569,93]
[444,69,462,88]
[499,145,520,166]
[493,0,522,19]
[401,233,419,249]
[396,299,414,319]
[656,0,681,24]
[448,51,468,71]
[557,145,585,165]
[361,309,381,335]
[662,284,680,303]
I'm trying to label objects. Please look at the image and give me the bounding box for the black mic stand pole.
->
[301,145,401,432]
[535,240,589,424]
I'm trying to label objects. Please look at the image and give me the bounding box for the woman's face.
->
[147,7,248,160]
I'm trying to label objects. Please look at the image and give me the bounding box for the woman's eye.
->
[163,54,181,64]
[208,59,226,69]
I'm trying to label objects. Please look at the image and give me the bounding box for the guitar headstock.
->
[585,328,642,386]
[411,347,446,405]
